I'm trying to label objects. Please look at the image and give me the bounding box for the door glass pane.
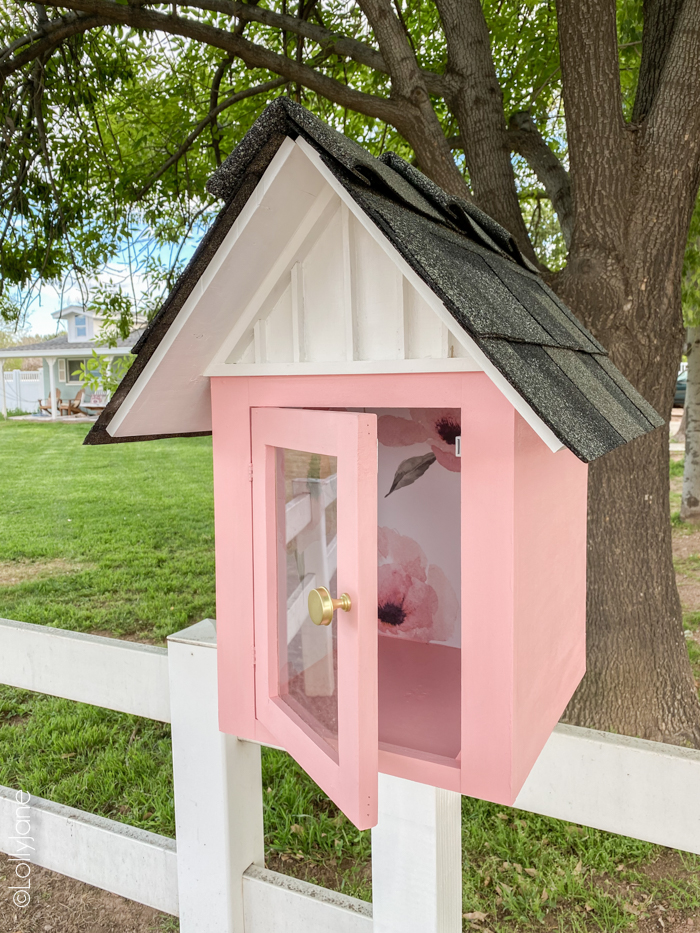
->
[276,448,339,757]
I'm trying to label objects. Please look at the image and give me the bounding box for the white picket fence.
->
[0,615,699,932]
[1,371,43,413]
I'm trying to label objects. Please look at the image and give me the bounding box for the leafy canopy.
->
[0,0,649,320]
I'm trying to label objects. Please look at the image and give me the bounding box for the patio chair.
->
[38,389,61,415]
[58,388,85,417]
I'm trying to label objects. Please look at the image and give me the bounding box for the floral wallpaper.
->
[373,408,462,648]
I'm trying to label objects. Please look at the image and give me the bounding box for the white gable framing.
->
[107,137,562,452]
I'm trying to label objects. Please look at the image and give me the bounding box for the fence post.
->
[371,774,462,933]
[168,619,265,932]
[13,370,21,411]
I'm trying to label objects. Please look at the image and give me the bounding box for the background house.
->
[0,304,144,418]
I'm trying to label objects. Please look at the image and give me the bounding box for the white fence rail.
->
[1,370,43,412]
[1,614,700,932]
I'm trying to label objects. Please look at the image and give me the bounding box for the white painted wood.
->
[48,358,57,420]
[372,774,462,933]
[221,186,337,367]
[0,361,5,419]
[205,358,481,377]
[341,202,356,361]
[403,280,446,360]
[352,214,404,361]
[0,784,178,915]
[516,723,700,855]
[285,573,317,644]
[265,282,294,363]
[302,203,349,362]
[5,614,700,931]
[291,261,304,362]
[168,619,265,933]
[0,617,170,722]
[243,865,372,933]
[448,332,474,359]
[106,138,326,439]
[237,336,256,364]
[253,319,266,364]
[286,493,313,543]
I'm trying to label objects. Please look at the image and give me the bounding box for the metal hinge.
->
[455,436,461,457]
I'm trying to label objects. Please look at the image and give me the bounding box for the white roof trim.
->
[0,346,135,360]
[292,138,563,453]
[206,358,480,376]
[106,137,300,440]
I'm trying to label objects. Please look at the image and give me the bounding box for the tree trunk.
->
[559,225,700,745]
[681,327,700,521]
[676,400,687,444]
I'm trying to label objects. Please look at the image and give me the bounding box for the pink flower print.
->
[377,527,458,642]
[377,408,461,472]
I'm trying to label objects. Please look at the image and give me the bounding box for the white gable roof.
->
[107,138,562,450]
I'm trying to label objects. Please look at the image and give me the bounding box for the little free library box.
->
[86,99,662,830]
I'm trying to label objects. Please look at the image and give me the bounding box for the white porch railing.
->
[0,615,699,932]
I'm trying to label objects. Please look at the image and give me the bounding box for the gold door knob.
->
[308,586,352,626]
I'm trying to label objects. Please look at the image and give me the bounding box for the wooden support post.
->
[0,360,5,419]
[48,358,57,420]
[371,773,462,933]
[168,620,265,932]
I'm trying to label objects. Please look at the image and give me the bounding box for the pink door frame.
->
[251,407,378,830]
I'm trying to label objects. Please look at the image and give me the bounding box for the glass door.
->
[251,407,378,829]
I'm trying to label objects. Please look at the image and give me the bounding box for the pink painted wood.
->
[211,372,589,807]
[251,407,378,830]
[459,375,588,804]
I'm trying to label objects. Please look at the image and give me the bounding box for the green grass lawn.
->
[1,419,699,931]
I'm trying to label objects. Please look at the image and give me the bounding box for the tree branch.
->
[433,0,536,261]
[0,13,109,76]
[356,0,469,199]
[209,54,232,165]
[134,77,286,199]
[26,0,406,127]
[633,0,686,123]
[507,112,573,248]
[149,0,448,95]
[555,0,628,243]
[643,0,700,205]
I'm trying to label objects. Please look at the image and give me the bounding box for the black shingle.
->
[543,348,650,442]
[479,340,627,461]
[356,189,605,351]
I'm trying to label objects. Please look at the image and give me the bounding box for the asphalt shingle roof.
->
[86,98,662,460]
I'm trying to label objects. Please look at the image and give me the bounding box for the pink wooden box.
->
[211,372,587,829]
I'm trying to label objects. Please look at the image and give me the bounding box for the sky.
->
[23,229,203,337]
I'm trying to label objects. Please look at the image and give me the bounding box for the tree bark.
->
[433,0,538,262]
[564,424,700,744]
[558,238,700,742]
[676,399,687,444]
[556,183,700,744]
[682,327,700,521]
[356,0,470,200]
